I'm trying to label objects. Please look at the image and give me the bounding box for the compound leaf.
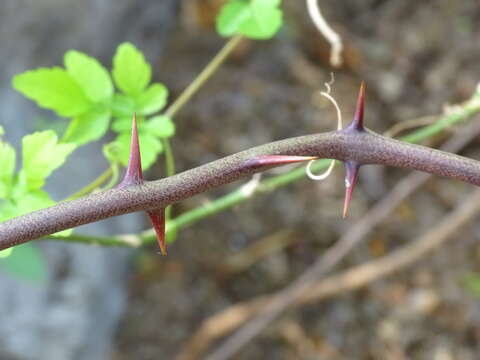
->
[21,131,76,190]
[12,68,91,117]
[112,43,151,96]
[62,107,110,145]
[0,140,16,198]
[217,0,251,36]
[64,50,113,102]
[216,0,283,39]
[146,115,175,138]
[136,83,168,115]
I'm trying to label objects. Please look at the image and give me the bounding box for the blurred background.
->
[1,0,480,359]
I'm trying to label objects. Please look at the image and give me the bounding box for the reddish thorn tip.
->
[148,209,167,255]
[347,82,365,132]
[343,162,361,218]
[119,113,144,187]
[247,155,318,168]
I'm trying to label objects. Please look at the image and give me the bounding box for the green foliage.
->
[12,42,173,172]
[12,52,113,145]
[0,244,47,283]
[117,131,163,170]
[0,248,12,258]
[111,94,136,118]
[20,131,76,190]
[146,115,175,138]
[0,129,74,236]
[0,131,16,198]
[62,107,110,145]
[0,129,74,282]
[136,84,169,115]
[13,68,92,117]
[109,115,175,169]
[112,43,152,96]
[2,0,285,280]
[107,43,172,170]
[64,50,113,102]
[216,0,283,39]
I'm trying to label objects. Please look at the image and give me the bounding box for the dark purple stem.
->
[1,129,480,250]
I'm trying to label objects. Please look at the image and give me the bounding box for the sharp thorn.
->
[246,155,318,168]
[346,81,365,132]
[148,209,167,255]
[119,113,144,187]
[343,161,361,218]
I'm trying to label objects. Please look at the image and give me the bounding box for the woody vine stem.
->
[1,85,480,252]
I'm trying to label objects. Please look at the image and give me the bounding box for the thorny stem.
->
[3,111,480,250]
[46,89,480,248]
[162,139,176,224]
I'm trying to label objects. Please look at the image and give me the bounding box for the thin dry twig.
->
[175,118,480,360]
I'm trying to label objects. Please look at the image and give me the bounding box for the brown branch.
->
[2,124,480,250]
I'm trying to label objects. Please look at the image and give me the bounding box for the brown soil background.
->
[112,1,480,359]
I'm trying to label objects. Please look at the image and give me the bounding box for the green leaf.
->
[217,0,251,36]
[115,132,163,170]
[0,244,47,283]
[12,68,92,117]
[14,189,55,214]
[241,0,282,39]
[112,43,151,96]
[111,116,135,133]
[0,141,16,198]
[20,131,76,190]
[136,83,168,115]
[137,133,163,170]
[146,116,175,138]
[0,248,13,258]
[0,201,17,222]
[62,107,111,145]
[216,0,283,39]
[64,50,113,102]
[112,133,132,167]
[110,94,136,118]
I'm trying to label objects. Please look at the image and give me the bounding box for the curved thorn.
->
[119,113,144,187]
[245,155,318,168]
[343,161,361,218]
[346,81,365,132]
[148,209,167,255]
